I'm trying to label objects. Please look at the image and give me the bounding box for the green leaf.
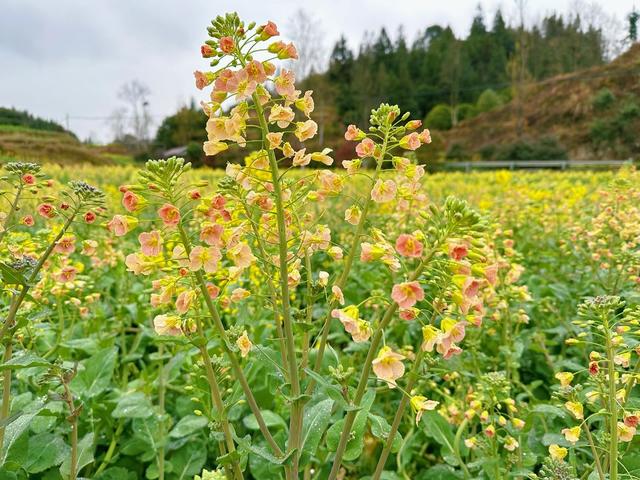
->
[420,410,458,466]
[95,467,138,480]
[0,468,17,480]
[112,392,153,419]
[0,409,41,463]
[242,410,286,430]
[168,438,207,480]
[234,434,295,465]
[169,414,208,438]
[130,416,163,458]
[0,262,27,286]
[60,432,95,478]
[70,347,117,398]
[530,404,569,419]
[300,398,333,465]
[326,389,375,462]
[368,413,403,453]
[25,432,69,473]
[0,352,50,371]
[415,465,463,480]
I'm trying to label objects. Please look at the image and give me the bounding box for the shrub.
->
[457,103,478,122]
[425,103,453,130]
[445,142,469,160]
[618,101,640,121]
[476,88,504,113]
[592,88,616,111]
[494,137,567,161]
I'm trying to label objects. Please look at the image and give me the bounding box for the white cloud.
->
[0,0,632,142]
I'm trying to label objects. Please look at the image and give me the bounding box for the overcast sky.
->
[0,0,633,143]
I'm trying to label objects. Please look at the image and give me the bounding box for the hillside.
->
[437,44,640,161]
[0,124,131,166]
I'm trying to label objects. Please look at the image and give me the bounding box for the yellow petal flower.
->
[549,444,568,460]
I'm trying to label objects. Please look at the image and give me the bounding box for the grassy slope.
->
[439,44,640,160]
[0,125,132,166]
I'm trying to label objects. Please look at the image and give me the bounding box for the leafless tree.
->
[107,107,128,143]
[286,9,326,79]
[569,0,625,59]
[117,80,152,148]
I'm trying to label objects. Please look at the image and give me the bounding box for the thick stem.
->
[252,93,302,476]
[70,416,78,480]
[62,380,78,480]
[328,254,433,480]
[176,225,283,458]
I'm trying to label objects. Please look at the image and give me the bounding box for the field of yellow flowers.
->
[1,11,639,480]
[1,160,639,480]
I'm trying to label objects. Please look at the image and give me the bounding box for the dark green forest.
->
[153,8,617,164]
[320,9,605,128]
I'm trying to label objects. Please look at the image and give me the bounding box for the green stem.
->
[176,225,283,459]
[605,321,618,480]
[62,379,79,480]
[157,344,166,480]
[0,208,79,450]
[94,422,124,476]
[0,342,13,450]
[0,183,24,245]
[371,350,426,479]
[582,423,605,480]
[453,418,472,479]
[327,252,435,480]
[198,343,243,480]
[301,250,313,374]
[242,202,289,382]
[252,92,302,477]
[305,140,386,397]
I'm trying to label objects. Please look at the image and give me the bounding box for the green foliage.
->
[493,136,567,160]
[592,88,616,111]
[312,9,605,132]
[425,104,453,130]
[445,142,469,160]
[590,98,640,152]
[0,107,70,136]
[154,103,207,151]
[456,103,478,121]
[476,89,503,113]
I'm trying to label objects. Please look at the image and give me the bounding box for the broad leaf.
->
[242,410,286,431]
[60,432,95,478]
[71,347,117,398]
[0,352,50,371]
[169,414,208,438]
[421,410,458,466]
[326,389,375,461]
[112,392,153,419]
[300,398,333,465]
[25,432,69,473]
